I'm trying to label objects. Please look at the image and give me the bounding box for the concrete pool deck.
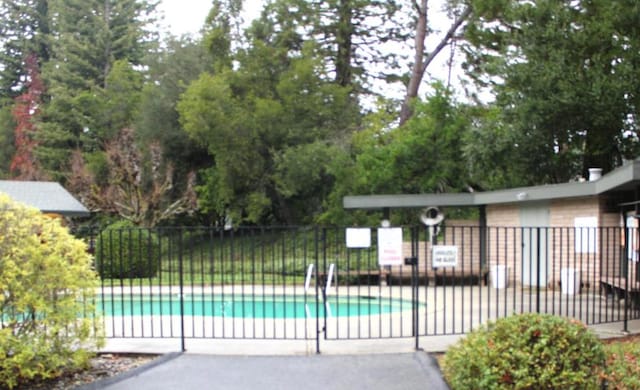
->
[99,318,640,356]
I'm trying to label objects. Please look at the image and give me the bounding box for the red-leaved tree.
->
[68,128,197,227]
[10,53,47,180]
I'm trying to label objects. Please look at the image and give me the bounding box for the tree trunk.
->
[335,0,354,87]
[399,4,472,126]
[102,0,111,88]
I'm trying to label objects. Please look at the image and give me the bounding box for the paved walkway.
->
[83,352,449,390]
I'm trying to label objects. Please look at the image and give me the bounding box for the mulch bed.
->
[14,354,157,390]
[601,333,640,345]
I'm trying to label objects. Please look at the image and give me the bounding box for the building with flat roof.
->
[343,161,640,291]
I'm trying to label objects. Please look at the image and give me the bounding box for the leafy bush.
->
[95,220,160,279]
[442,313,606,389]
[0,194,103,389]
[602,340,640,389]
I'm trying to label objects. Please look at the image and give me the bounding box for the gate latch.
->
[404,256,417,266]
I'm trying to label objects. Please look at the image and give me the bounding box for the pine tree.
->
[37,0,157,179]
[0,0,50,104]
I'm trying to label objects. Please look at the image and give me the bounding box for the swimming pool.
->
[97,294,412,319]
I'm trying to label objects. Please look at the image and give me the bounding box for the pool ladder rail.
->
[304,263,335,318]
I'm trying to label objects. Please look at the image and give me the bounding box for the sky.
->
[158,0,263,37]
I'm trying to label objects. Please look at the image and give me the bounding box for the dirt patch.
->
[601,333,640,345]
[15,353,157,389]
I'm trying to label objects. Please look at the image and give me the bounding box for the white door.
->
[520,203,549,286]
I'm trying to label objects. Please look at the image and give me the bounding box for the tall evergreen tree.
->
[37,0,157,179]
[0,0,50,104]
[248,0,407,105]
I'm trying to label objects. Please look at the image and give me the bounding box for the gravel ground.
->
[14,354,158,389]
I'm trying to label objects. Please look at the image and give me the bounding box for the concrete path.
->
[84,352,449,390]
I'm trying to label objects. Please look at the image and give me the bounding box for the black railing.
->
[74,225,640,352]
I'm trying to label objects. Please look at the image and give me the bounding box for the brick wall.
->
[395,220,484,280]
[388,197,627,288]
[486,204,520,227]
[485,197,623,288]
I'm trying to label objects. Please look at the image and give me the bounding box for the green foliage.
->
[602,340,640,389]
[0,194,103,389]
[361,85,470,194]
[37,0,157,178]
[137,36,212,182]
[178,37,359,225]
[463,0,640,182]
[462,105,531,189]
[0,0,50,104]
[442,314,606,389]
[252,0,405,94]
[95,220,160,279]
[0,106,16,178]
[321,86,472,225]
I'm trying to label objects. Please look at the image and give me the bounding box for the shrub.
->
[602,340,640,389]
[95,220,160,279]
[442,313,606,389]
[0,194,104,389]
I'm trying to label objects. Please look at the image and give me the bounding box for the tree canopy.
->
[0,0,637,226]
[462,0,640,184]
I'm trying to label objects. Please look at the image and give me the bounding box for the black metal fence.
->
[76,225,640,352]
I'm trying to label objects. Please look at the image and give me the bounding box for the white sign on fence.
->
[377,227,403,266]
[432,245,458,268]
[345,228,371,248]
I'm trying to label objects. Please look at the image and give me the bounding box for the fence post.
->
[479,206,487,270]
[178,228,186,352]
[315,226,321,354]
[621,220,629,333]
[412,226,419,350]
[536,227,541,314]
[624,224,629,333]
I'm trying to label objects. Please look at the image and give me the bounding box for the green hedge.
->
[442,313,606,389]
[95,220,160,279]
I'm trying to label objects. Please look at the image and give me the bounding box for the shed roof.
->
[0,180,89,217]
[344,160,640,210]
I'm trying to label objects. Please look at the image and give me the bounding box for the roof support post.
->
[382,207,390,223]
[479,205,487,270]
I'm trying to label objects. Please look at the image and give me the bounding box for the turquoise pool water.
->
[97,294,412,319]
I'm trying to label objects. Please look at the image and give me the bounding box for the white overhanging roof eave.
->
[343,193,475,209]
[343,161,640,210]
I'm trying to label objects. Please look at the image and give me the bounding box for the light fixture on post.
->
[420,207,444,226]
[420,207,444,244]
